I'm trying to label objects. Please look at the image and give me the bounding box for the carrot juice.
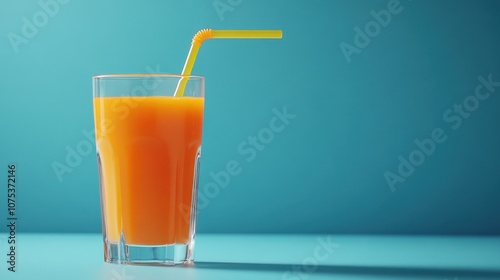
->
[94,96,204,246]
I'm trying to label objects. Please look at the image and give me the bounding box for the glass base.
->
[104,242,125,264]
[104,240,194,266]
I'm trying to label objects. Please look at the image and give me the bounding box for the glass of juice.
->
[92,74,204,265]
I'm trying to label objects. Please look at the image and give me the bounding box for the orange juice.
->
[94,96,204,245]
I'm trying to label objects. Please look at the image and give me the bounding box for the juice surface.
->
[94,96,204,245]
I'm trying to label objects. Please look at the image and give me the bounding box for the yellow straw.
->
[174,29,283,97]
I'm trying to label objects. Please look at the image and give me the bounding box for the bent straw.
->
[174,29,283,97]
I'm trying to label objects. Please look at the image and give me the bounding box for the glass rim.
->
[93,74,204,79]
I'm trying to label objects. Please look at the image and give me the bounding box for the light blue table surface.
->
[1,233,499,280]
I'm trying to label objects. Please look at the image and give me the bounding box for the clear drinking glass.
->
[92,74,204,265]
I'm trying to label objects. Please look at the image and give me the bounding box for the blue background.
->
[1,0,499,235]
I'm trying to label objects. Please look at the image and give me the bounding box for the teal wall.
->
[1,0,500,234]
